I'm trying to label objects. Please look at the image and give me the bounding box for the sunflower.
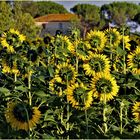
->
[132,102,140,122]
[9,28,26,42]
[1,38,9,48]
[86,30,107,52]
[73,39,91,60]
[1,29,25,53]
[18,34,26,42]
[11,61,20,75]
[55,35,74,54]
[9,28,20,35]
[5,101,41,131]
[90,73,119,102]
[127,47,140,74]
[105,28,121,48]
[119,35,131,51]
[113,57,124,72]
[55,63,77,84]
[83,53,110,76]
[49,78,67,96]
[2,60,20,75]
[2,63,11,74]
[67,82,93,110]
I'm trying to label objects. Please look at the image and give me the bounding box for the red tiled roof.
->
[35,13,78,22]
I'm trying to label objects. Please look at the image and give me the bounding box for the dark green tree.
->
[20,1,68,18]
[12,2,41,39]
[101,2,140,26]
[0,1,14,32]
[133,13,140,24]
[71,4,100,38]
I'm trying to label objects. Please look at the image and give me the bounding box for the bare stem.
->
[103,94,107,135]
[28,70,32,106]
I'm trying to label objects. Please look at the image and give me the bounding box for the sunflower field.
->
[0,27,140,139]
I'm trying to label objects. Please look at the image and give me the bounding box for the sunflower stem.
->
[109,29,113,62]
[66,75,70,140]
[28,70,32,106]
[103,94,108,135]
[120,101,124,134]
[108,24,113,62]
[122,26,126,75]
[85,109,89,139]
[14,73,17,90]
[54,39,57,66]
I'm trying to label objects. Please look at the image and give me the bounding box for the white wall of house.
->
[36,21,72,36]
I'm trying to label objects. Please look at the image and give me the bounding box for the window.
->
[59,23,63,29]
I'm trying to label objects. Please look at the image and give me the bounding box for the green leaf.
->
[38,76,46,84]
[34,90,48,97]
[15,85,28,92]
[116,46,127,56]
[48,65,54,77]
[0,87,10,96]
[124,82,136,89]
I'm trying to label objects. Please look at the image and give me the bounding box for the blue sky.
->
[53,1,140,12]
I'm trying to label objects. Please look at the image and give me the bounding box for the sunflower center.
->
[59,67,73,82]
[53,81,67,92]
[90,36,100,48]
[89,58,105,72]
[27,50,38,62]
[133,54,140,68]
[73,87,87,105]
[13,103,33,122]
[95,78,112,94]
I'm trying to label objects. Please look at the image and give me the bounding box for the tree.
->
[0,2,14,33]
[20,1,68,18]
[71,4,100,38]
[101,2,140,26]
[20,1,38,18]
[133,13,140,24]
[12,2,40,39]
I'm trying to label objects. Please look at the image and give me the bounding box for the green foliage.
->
[71,4,101,38]
[101,2,140,26]
[12,2,41,39]
[0,2,14,32]
[0,1,40,39]
[20,1,68,18]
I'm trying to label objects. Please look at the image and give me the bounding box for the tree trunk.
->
[83,26,87,39]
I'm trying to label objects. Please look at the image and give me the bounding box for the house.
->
[35,13,78,36]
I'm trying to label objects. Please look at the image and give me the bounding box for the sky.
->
[53,1,140,12]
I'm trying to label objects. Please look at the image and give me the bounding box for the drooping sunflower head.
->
[5,101,41,131]
[83,53,110,76]
[27,49,39,66]
[1,60,20,75]
[132,102,140,122]
[127,47,140,74]
[49,78,67,96]
[55,63,77,84]
[90,73,119,102]
[105,28,121,48]
[9,28,26,42]
[67,82,93,110]
[54,35,74,54]
[73,39,91,60]
[86,30,107,52]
